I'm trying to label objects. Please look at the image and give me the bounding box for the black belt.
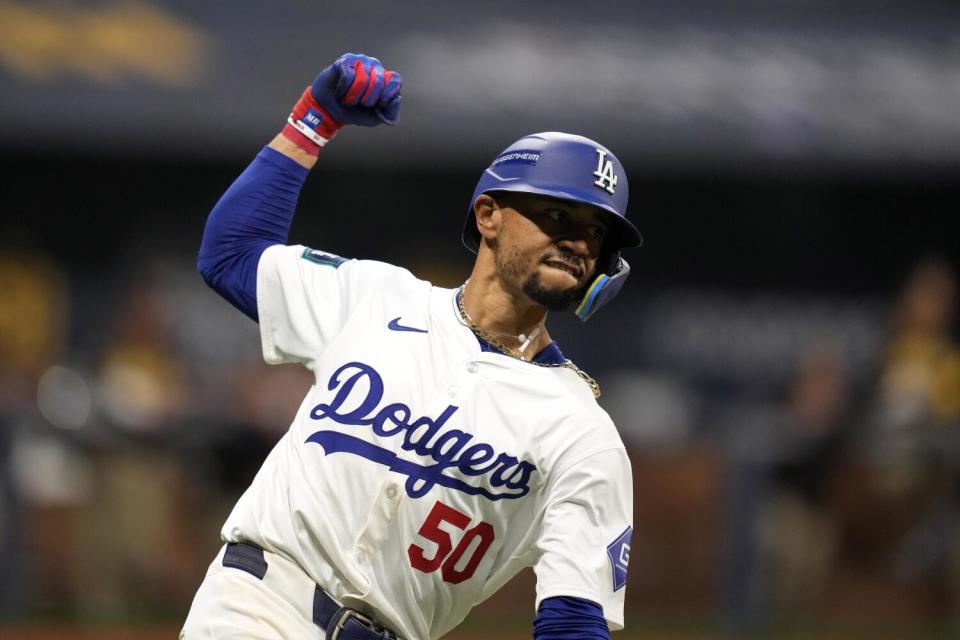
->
[223,542,398,640]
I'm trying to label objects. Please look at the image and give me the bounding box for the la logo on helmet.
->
[592,148,618,195]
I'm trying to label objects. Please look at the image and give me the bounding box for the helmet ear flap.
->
[575,256,630,321]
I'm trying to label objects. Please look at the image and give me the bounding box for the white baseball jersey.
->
[220,243,633,640]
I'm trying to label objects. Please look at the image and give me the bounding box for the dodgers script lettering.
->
[306,362,537,501]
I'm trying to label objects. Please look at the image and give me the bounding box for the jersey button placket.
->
[448,361,479,397]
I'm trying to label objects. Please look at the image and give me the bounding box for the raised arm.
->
[196,53,402,320]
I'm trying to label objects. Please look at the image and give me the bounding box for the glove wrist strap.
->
[282,86,343,156]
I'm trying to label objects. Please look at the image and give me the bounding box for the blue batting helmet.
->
[462,132,643,321]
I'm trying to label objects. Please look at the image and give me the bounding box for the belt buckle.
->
[328,607,396,640]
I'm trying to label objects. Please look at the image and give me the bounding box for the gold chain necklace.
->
[455,285,602,399]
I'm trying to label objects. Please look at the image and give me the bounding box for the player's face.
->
[493,193,608,311]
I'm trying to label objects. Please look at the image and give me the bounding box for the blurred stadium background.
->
[2,1,960,638]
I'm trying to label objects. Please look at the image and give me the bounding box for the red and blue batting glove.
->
[283,53,402,156]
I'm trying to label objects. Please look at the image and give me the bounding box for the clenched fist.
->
[284,53,402,153]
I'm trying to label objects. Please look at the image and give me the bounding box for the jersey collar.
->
[469,326,567,365]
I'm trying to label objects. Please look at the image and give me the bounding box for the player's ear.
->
[474,194,501,242]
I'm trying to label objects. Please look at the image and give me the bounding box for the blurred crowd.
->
[0,248,958,628]
[0,250,312,617]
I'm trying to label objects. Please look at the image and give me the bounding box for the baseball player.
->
[182,53,641,639]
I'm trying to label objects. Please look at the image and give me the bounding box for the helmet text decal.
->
[492,150,541,167]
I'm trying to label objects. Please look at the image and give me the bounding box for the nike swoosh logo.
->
[388,317,428,333]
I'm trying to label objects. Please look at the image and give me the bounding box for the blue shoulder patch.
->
[607,526,632,591]
[301,247,349,268]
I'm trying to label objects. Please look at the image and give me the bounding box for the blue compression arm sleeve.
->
[197,147,310,321]
[533,596,610,640]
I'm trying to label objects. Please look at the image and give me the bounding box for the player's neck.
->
[461,274,551,354]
